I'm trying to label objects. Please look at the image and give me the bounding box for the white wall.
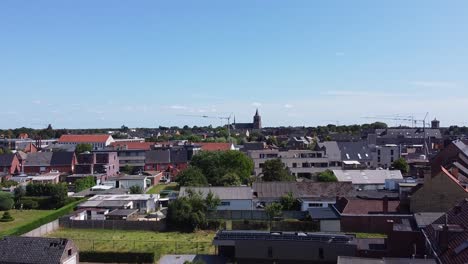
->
[217,199,253,210]
[300,200,335,211]
[320,220,341,232]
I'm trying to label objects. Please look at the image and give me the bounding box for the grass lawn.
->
[47,228,216,256]
[0,210,54,236]
[352,232,387,239]
[146,182,178,195]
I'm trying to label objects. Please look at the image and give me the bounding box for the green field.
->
[47,228,216,256]
[146,182,178,195]
[0,209,55,236]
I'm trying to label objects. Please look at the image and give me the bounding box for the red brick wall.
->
[24,165,74,174]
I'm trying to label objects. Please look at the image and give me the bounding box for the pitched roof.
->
[252,181,355,199]
[337,141,373,162]
[318,141,341,161]
[179,186,252,200]
[24,152,75,167]
[0,154,15,167]
[440,166,468,193]
[335,197,400,214]
[308,207,340,220]
[375,128,442,139]
[59,134,112,143]
[0,236,72,264]
[110,141,154,150]
[424,199,468,264]
[199,142,232,151]
[333,169,403,185]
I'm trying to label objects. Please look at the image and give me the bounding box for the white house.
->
[104,175,149,190]
[179,186,253,210]
[77,194,159,213]
[58,134,115,150]
[332,169,403,190]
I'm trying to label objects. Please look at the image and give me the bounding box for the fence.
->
[22,219,59,237]
[71,239,215,256]
[207,210,307,220]
[59,218,166,232]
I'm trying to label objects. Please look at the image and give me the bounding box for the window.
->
[318,248,324,259]
[377,149,381,155]
[391,149,394,156]
[308,203,322,207]
[68,249,72,256]
[220,201,231,206]
[377,157,381,163]
[267,246,273,258]
[391,157,394,163]
[292,163,297,168]
[259,163,264,168]
[259,154,265,158]
[316,153,322,158]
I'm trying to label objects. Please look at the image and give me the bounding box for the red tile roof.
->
[198,143,232,151]
[58,134,112,143]
[110,141,154,150]
[338,197,400,214]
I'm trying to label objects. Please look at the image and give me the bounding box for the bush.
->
[317,170,338,182]
[0,211,14,222]
[79,251,155,263]
[0,192,14,211]
[20,199,39,209]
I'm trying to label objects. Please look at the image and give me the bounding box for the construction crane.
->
[178,113,234,141]
[362,112,429,129]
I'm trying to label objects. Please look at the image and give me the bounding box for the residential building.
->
[0,138,57,151]
[308,207,341,232]
[105,209,139,220]
[430,139,468,179]
[410,167,468,212]
[58,134,115,150]
[213,230,358,263]
[145,147,189,177]
[337,141,373,169]
[332,169,403,190]
[75,151,119,177]
[179,186,253,210]
[105,175,151,190]
[0,236,78,264]
[0,153,20,175]
[77,194,159,213]
[28,171,61,184]
[252,181,355,211]
[23,151,76,174]
[369,128,443,154]
[372,144,401,169]
[423,199,468,264]
[70,208,110,220]
[248,146,342,178]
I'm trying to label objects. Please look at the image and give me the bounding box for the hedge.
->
[79,251,155,263]
[0,198,85,237]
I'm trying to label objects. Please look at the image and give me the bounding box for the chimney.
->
[438,224,449,252]
[383,195,389,214]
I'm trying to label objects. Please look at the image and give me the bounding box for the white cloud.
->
[284,104,294,109]
[252,102,262,107]
[170,105,188,110]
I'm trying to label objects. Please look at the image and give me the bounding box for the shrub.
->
[0,192,14,211]
[21,199,39,209]
[0,211,14,222]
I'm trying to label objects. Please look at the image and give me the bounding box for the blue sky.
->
[1,1,467,128]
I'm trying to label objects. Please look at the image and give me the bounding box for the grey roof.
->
[454,140,468,157]
[333,169,403,185]
[318,141,341,161]
[242,142,265,151]
[253,181,355,199]
[337,141,373,162]
[179,186,252,200]
[159,255,227,264]
[145,149,171,163]
[375,128,442,139]
[107,209,138,216]
[414,212,445,228]
[170,148,188,163]
[0,154,15,167]
[308,207,340,220]
[0,236,72,264]
[24,152,74,167]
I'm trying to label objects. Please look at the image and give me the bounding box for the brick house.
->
[410,167,468,213]
[0,154,21,175]
[144,147,188,178]
[23,152,76,174]
[75,151,119,177]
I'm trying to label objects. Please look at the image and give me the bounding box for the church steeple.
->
[255,108,259,116]
[253,109,261,129]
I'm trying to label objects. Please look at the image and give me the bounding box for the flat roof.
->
[333,169,403,185]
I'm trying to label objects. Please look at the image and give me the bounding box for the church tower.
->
[253,109,262,129]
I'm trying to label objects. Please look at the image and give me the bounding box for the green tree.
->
[176,167,208,187]
[0,180,18,188]
[392,157,409,174]
[0,192,14,211]
[13,186,25,204]
[317,170,338,182]
[189,151,254,186]
[279,192,300,211]
[75,143,93,154]
[265,202,282,230]
[261,159,295,182]
[75,176,95,192]
[167,190,220,232]
[50,183,68,208]
[120,165,135,175]
[219,172,241,186]
[129,185,144,194]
